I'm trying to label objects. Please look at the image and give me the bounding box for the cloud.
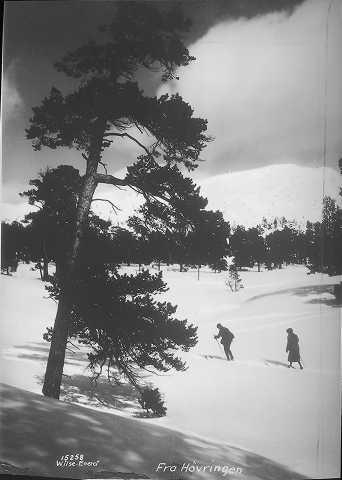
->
[0,182,36,222]
[159,0,342,175]
[0,201,34,222]
[2,79,23,118]
[2,60,24,119]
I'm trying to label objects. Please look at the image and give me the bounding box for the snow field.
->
[0,263,340,478]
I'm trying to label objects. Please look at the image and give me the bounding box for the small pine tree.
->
[138,387,167,417]
[210,257,228,273]
[225,263,243,292]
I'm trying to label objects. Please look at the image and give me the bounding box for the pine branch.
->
[95,173,169,205]
[95,172,193,229]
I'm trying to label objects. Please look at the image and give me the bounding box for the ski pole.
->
[299,341,305,366]
[215,337,223,352]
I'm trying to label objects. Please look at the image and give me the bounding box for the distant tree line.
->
[2,163,341,279]
[230,219,307,272]
[229,159,342,279]
[228,205,341,275]
[1,165,231,278]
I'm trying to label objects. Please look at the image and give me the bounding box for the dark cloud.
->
[3,1,307,68]
[1,0,312,189]
[181,0,307,46]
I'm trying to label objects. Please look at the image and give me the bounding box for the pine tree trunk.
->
[38,262,43,280]
[55,260,65,283]
[42,159,99,399]
[42,260,49,281]
[42,240,49,280]
[42,293,72,398]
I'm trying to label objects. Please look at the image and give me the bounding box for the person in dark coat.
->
[286,328,303,369]
[215,323,234,360]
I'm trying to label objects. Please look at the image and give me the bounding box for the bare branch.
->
[92,198,121,213]
[128,184,142,195]
[95,173,128,186]
[90,358,106,385]
[67,340,80,350]
[134,122,144,134]
[103,132,153,157]
[99,161,108,175]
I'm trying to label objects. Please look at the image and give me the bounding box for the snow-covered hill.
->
[3,164,340,230]
[90,164,342,228]
[199,164,341,227]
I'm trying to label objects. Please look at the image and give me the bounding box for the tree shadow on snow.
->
[264,359,289,368]
[201,354,227,361]
[247,283,341,308]
[59,374,141,413]
[305,296,342,308]
[0,383,308,480]
[10,342,154,416]
[11,341,89,367]
[13,343,51,353]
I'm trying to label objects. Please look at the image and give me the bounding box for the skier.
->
[215,323,234,361]
[286,328,303,369]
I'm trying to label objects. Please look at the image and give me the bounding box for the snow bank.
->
[1,382,308,480]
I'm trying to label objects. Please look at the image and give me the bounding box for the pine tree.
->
[138,387,167,417]
[1,221,26,274]
[306,196,342,276]
[225,262,243,292]
[245,227,266,271]
[128,164,209,272]
[26,3,210,399]
[188,209,230,279]
[21,165,82,280]
[45,259,198,395]
[229,225,253,269]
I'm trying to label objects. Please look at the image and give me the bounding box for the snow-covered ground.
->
[0,263,341,479]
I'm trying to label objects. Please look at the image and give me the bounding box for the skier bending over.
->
[286,328,303,369]
[215,323,234,361]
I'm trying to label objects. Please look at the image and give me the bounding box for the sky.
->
[1,0,341,226]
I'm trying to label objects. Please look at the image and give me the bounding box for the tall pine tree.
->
[26,3,210,398]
